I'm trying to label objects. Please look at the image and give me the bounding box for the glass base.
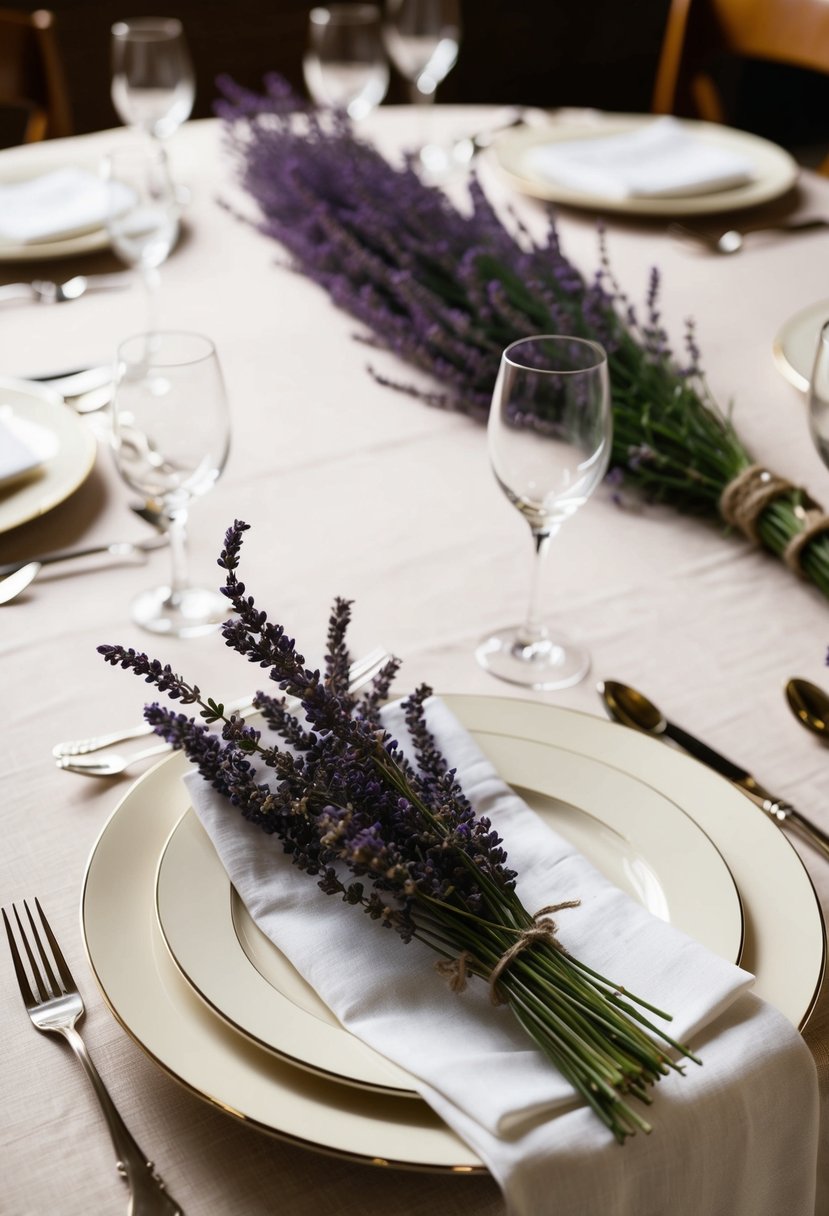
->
[131,584,228,638]
[475,627,590,691]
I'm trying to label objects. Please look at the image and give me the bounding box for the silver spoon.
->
[0,561,41,604]
[669,217,829,255]
[785,677,829,741]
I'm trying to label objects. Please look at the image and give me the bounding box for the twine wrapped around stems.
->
[720,464,829,577]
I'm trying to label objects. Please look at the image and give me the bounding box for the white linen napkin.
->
[0,413,44,487]
[525,116,755,199]
[0,168,133,244]
[187,696,818,1215]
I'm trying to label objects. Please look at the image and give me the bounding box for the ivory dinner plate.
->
[492,114,798,216]
[82,696,825,1170]
[0,379,96,534]
[772,298,829,392]
[0,148,114,261]
[155,738,743,1095]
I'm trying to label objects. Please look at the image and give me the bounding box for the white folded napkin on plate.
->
[187,696,818,1215]
[0,168,134,244]
[524,116,755,199]
[0,413,45,488]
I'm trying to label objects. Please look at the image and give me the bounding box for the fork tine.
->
[13,904,52,1002]
[33,897,75,992]
[2,907,36,1006]
[25,899,65,997]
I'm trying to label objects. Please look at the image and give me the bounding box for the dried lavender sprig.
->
[100,519,701,1141]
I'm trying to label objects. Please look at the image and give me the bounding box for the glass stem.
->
[165,510,189,603]
[517,527,555,648]
[142,266,161,336]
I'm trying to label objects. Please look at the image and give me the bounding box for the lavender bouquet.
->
[215,75,829,600]
[100,520,699,1143]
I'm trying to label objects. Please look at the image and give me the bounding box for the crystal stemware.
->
[304,4,389,121]
[384,0,460,174]
[111,17,195,141]
[476,335,612,690]
[384,0,459,103]
[102,145,178,333]
[809,319,829,470]
[110,331,231,637]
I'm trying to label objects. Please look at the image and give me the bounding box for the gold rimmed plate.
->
[82,695,825,1170]
[154,736,743,1096]
[492,114,798,216]
[0,378,97,534]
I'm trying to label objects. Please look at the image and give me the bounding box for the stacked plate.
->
[81,694,825,1171]
[491,114,798,217]
[0,151,118,262]
[0,379,96,535]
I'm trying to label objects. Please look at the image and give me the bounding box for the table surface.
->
[2,108,829,1215]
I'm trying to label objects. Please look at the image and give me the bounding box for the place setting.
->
[6,10,829,1216]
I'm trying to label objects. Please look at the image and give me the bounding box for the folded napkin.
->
[0,168,133,244]
[0,411,45,488]
[187,697,818,1215]
[525,116,755,200]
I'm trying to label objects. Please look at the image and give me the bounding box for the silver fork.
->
[57,740,176,777]
[53,646,390,761]
[3,898,184,1215]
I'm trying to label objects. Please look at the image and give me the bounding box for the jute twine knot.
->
[435,902,581,1004]
[488,902,581,1006]
[720,463,829,576]
[435,950,474,994]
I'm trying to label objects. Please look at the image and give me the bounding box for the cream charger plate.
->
[0,379,97,534]
[82,696,825,1171]
[492,115,798,216]
[155,737,743,1095]
[772,298,829,392]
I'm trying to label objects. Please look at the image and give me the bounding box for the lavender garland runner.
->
[215,74,829,600]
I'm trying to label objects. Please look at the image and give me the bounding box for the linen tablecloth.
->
[2,108,829,1214]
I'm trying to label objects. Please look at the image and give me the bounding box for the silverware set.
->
[0,271,134,305]
[598,678,829,860]
[668,217,829,255]
[3,898,184,1215]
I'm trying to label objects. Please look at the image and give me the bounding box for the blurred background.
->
[3,0,829,163]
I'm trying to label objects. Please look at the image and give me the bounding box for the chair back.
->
[0,7,72,143]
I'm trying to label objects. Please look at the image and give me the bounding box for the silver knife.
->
[600,680,829,860]
[0,533,167,578]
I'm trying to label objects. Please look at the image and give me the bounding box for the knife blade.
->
[0,533,168,578]
[651,716,829,860]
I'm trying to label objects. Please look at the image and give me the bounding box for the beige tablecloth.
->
[2,110,829,1215]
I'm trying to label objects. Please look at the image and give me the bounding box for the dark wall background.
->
[6,0,829,160]
[8,0,671,134]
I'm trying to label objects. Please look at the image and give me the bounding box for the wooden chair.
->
[0,7,72,143]
[652,0,829,171]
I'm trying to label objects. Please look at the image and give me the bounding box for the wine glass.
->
[476,335,612,690]
[810,320,829,469]
[110,332,231,637]
[102,145,179,333]
[303,5,389,121]
[110,17,195,142]
[384,0,460,175]
[384,0,460,103]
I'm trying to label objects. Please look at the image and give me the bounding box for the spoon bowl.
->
[0,561,41,605]
[785,677,829,741]
[597,679,667,735]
